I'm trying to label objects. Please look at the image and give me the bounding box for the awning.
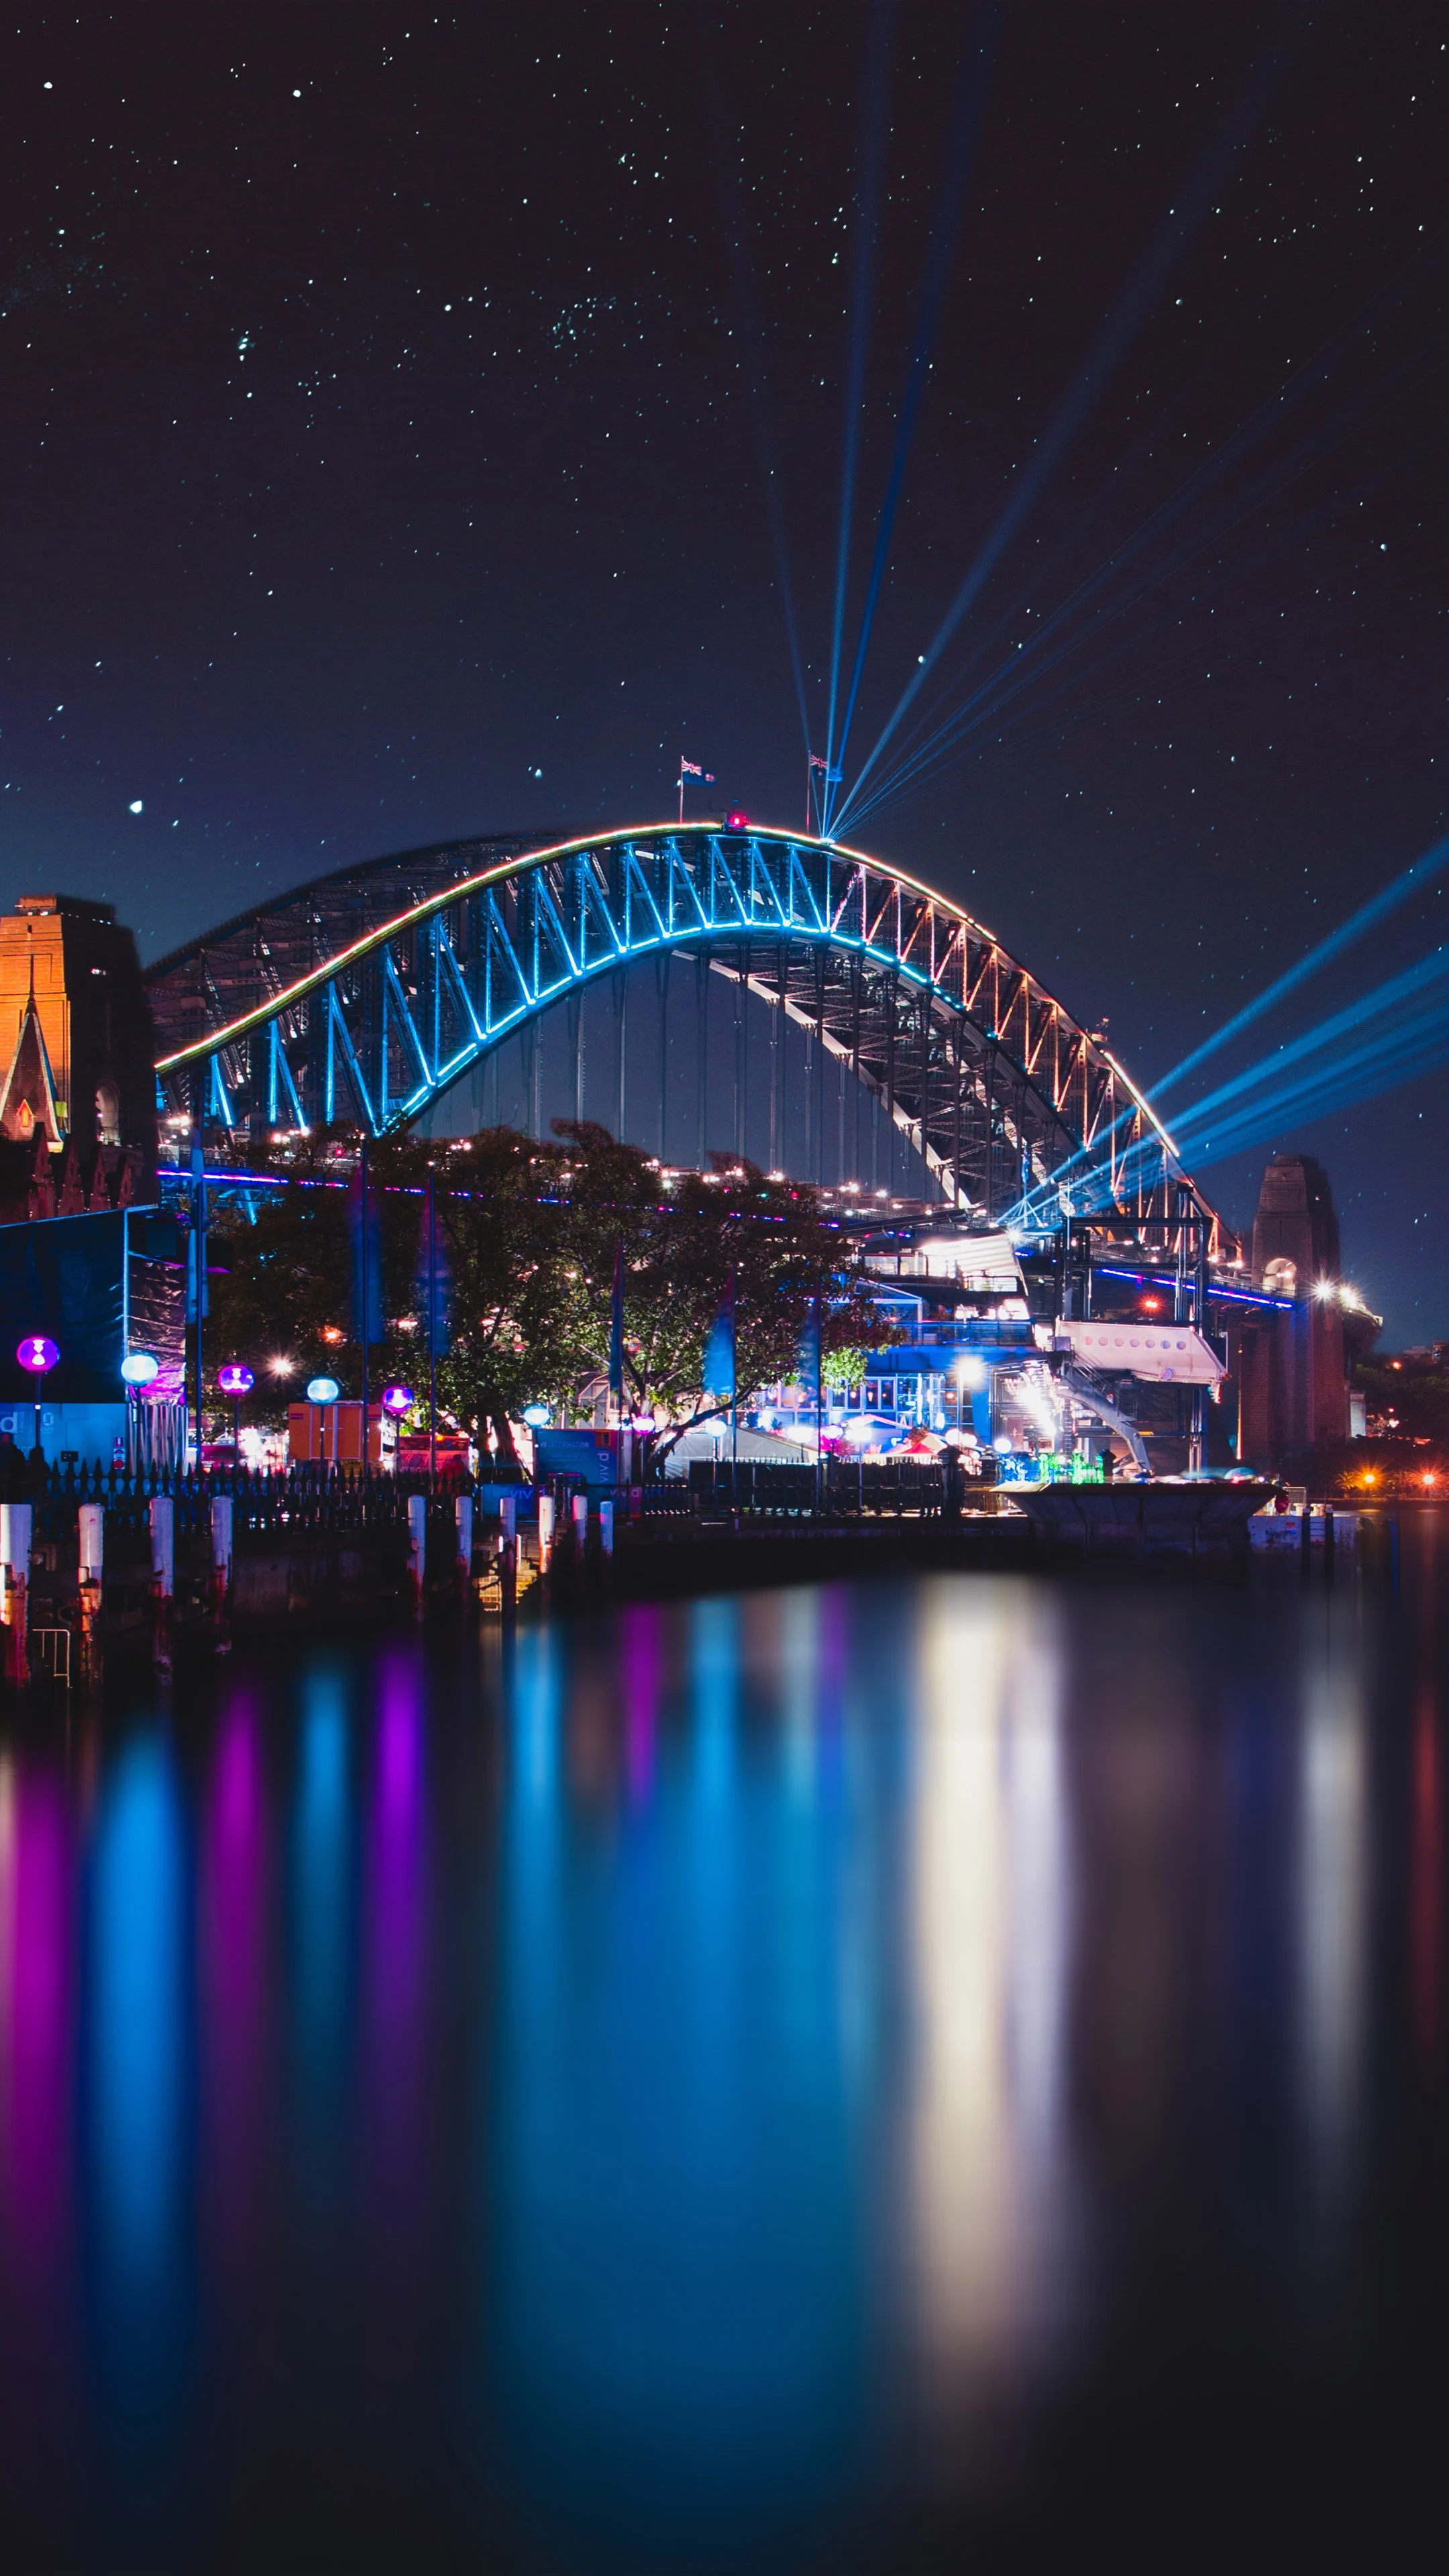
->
[1063,1320,1224,1385]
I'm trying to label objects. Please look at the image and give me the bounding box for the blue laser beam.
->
[845,412,1449,853]
[845,239,1448,828]
[848,353,1443,830]
[1081,971,1449,1212]
[1155,828,1449,1102]
[824,0,896,803]
[1004,930,1449,1231]
[697,23,812,751]
[824,0,1002,832]
[836,9,1310,831]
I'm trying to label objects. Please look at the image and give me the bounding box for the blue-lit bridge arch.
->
[146,820,1210,1233]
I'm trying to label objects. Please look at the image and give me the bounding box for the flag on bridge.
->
[678,757,715,822]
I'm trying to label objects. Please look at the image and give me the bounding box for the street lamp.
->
[217,1361,254,1464]
[380,1383,414,1472]
[307,1373,341,1468]
[17,1335,59,1462]
[120,1349,159,1472]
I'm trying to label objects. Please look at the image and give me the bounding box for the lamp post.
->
[306,1373,341,1468]
[121,1349,159,1472]
[217,1362,254,1466]
[381,1381,413,1476]
[17,1334,60,1462]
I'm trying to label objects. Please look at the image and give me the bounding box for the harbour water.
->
[0,1524,1445,2571]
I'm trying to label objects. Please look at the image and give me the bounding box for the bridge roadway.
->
[144,818,1217,1242]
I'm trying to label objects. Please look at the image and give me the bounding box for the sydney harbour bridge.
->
[143,820,1221,1249]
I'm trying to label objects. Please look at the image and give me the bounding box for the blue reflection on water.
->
[291,1670,354,2218]
[0,1539,1435,2571]
[483,1593,867,2562]
[87,1732,191,2443]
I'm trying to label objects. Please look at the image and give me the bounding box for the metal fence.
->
[685,1458,948,1518]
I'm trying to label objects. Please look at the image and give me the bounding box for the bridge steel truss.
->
[147,822,1216,1237]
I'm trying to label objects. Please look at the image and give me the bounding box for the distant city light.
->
[266,1354,296,1377]
[127,799,143,814]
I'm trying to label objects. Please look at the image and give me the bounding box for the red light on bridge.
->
[725,808,751,830]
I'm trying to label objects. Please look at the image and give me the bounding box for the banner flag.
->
[702,1271,737,1399]
[414,1193,451,1356]
[349,1159,384,1345]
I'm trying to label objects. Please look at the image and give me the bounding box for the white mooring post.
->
[454,1493,473,1600]
[572,1492,589,1551]
[407,1492,427,1615]
[598,1498,614,1558]
[498,1490,517,1617]
[78,1501,104,1678]
[149,1493,174,1671]
[536,1491,554,1573]
[0,1501,32,1686]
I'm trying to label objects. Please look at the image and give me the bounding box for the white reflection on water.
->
[906,1584,1077,2387]
[1297,1646,1368,2214]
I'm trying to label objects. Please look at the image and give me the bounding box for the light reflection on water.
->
[0,1535,1440,2569]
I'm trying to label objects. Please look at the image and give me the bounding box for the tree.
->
[429,1126,592,1465]
[547,1132,892,1460]
[205,1119,895,1465]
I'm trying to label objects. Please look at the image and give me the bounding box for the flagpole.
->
[678,766,684,827]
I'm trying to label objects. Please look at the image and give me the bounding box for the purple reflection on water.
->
[1,1765,71,2279]
[621,1603,663,1805]
[199,1691,268,2270]
[364,1653,427,2213]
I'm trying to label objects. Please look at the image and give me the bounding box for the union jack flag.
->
[680,758,714,782]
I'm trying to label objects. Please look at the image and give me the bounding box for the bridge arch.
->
[146,821,1201,1230]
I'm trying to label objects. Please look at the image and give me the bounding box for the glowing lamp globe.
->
[521,1403,551,1428]
[17,1336,59,1375]
[217,1362,254,1397]
[306,1375,341,1405]
[381,1383,415,1418]
[121,1350,160,1388]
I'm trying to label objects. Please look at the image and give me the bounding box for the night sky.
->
[3,3,1446,1340]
